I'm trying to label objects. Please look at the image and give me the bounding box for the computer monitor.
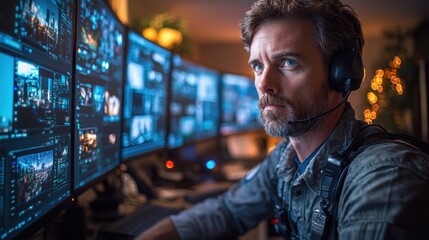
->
[0,0,74,239]
[74,0,125,192]
[122,31,171,161]
[220,73,263,135]
[168,54,220,149]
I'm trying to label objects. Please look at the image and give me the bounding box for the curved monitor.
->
[122,31,171,161]
[0,0,74,239]
[168,55,220,149]
[74,0,125,192]
[220,73,263,135]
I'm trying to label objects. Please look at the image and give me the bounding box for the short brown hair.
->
[240,0,364,63]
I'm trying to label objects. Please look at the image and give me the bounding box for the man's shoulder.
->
[348,140,429,180]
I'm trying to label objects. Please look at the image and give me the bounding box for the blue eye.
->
[282,59,296,67]
[253,63,264,73]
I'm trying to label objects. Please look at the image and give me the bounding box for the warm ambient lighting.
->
[363,56,404,124]
[142,27,183,49]
[139,13,185,50]
[158,27,183,49]
[142,27,157,42]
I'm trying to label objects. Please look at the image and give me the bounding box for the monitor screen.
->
[168,55,220,149]
[0,0,74,239]
[221,73,263,135]
[74,0,124,191]
[122,31,171,160]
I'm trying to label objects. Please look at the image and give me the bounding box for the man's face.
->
[248,18,331,137]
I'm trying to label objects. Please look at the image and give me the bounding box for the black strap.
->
[310,153,346,240]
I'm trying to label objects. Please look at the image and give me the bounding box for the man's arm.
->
[135,217,179,240]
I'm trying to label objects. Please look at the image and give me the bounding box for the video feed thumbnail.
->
[16,150,53,204]
[21,0,59,56]
[79,83,121,117]
[76,0,124,81]
[93,85,105,113]
[14,59,71,131]
[127,62,144,89]
[79,128,98,160]
[131,93,163,116]
[0,52,14,134]
[16,60,51,109]
[104,89,120,117]
[171,70,197,100]
[79,83,93,107]
[0,0,74,65]
[102,124,119,147]
[129,115,154,145]
[180,116,196,137]
[168,116,196,148]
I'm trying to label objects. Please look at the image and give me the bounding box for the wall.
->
[196,42,251,77]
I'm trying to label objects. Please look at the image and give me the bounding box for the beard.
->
[258,86,329,138]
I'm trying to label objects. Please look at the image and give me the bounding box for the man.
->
[137,0,429,239]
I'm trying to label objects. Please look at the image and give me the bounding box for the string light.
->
[363,56,404,124]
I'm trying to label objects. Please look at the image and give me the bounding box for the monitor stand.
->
[60,201,86,240]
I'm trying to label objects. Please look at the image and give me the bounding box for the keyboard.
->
[100,203,179,240]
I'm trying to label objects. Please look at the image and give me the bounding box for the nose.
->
[257,67,279,95]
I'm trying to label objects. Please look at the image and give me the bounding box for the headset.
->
[329,39,364,93]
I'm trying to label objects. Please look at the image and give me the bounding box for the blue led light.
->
[205,160,216,170]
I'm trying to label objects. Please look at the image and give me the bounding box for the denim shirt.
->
[170,103,429,240]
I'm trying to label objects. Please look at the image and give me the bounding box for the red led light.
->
[165,160,175,169]
[271,218,279,225]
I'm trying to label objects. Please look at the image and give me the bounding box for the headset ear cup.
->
[329,49,364,92]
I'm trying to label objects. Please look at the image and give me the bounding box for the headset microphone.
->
[287,80,351,125]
